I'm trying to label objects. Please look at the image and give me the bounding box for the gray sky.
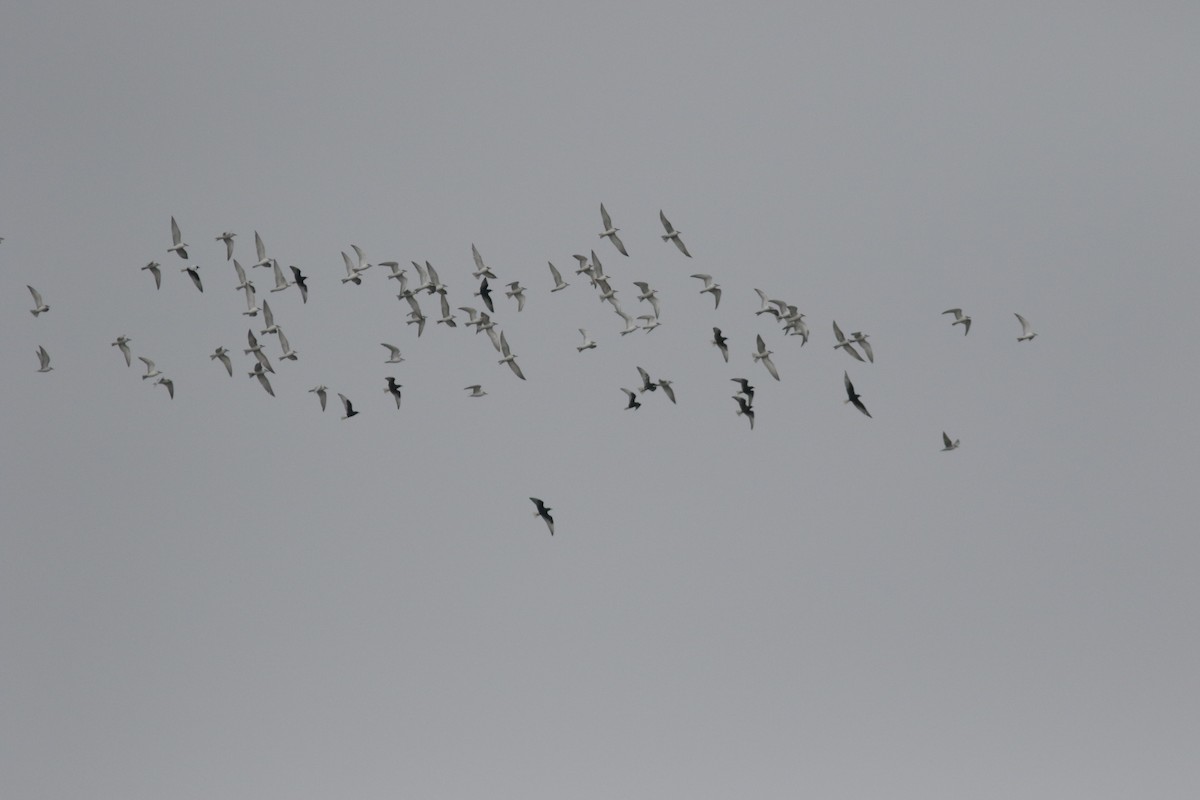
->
[3,2,1199,797]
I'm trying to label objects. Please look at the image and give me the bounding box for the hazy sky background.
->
[3,2,1199,797]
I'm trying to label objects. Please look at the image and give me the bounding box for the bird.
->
[530,497,555,535]
[577,329,597,352]
[351,245,374,276]
[248,362,275,397]
[138,356,161,380]
[269,259,291,293]
[832,321,865,362]
[656,379,677,404]
[732,394,755,429]
[251,231,271,268]
[505,282,526,312]
[309,385,328,411]
[464,385,487,398]
[731,378,755,404]
[632,282,662,318]
[849,331,874,363]
[712,328,730,362]
[614,307,638,336]
[1015,313,1037,342]
[636,367,658,394]
[380,261,406,284]
[476,278,494,312]
[497,331,526,380]
[111,336,132,367]
[27,285,49,316]
[638,314,661,332]
[658,210,691,257]
[240,282,260,317]
[154,376,175,399]
[754,289,782,319]
[210,346,232,376]
[168,216,189,259]
[276,327,298,361]
[381,343,405,364]
[599,203,629,256]
[35,345,53,373]
[289,266,309,303]
[260,300,279,335]
[244,330,274,373]
[424,261,445,294]
[941,432,960,451]
[232,259,252,292]
[471,244,497,280]
[437,292,458,327]
[621,388,642,410]
[341,251,364,285]
[215,231,236,260]
[338,393,359,419]
[181,264,203,292]
[384,377,403,408]
[547,261,569,292]
[843,371,872,418]
[943,308,972,335]
[690,274,722,308]
[752,334,781,381]
[142,261,162,290]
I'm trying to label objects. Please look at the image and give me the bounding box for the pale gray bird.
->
[27,285,49,316]
[505,282,526,312]
[1015,313,1037,342]
[168,216,189,259]
[276,327,298,361]
[658,210,691,257]
[139,356,161,380]
[260,300,279,335]
[232,259,252,291]
[244,330,274,373]
[849,331,874,363]
[181,264,203,293]
[832,320,865,362]
[309,384,328,411]
[656,379,677,404]
[252,231,271,268]
[341,251,363,284]
[577,329,597,352]
[215,231,236,260]
[752,334,780,381]
[155,376,175,399]
[112,336,132,367]
[381,343,405,364]
[211,346,232,376]
[498,331,526,380]
[638,314,661,332]
[142,261,162,290]
[407,310,427,337]
[615,306,638,336]
[269,259,291,293]
[384,377,403,409]
[35,345,53,373]
[437,292,458,327]
[471,244,497,280]
[942,431,960,451]
[599,203,629,256]
[464,384,487,398]
[690,274,722,309]
[943,308,972,335]
[632,282,662,318]
[249,362,275,397]
[547,261,569,292]
[240,282,261,317]
[754,289,782,319]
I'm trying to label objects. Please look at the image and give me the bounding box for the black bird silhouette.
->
[289,265,308,303]
[384,377,403,409]
[476,278,494,312]
[712,327,729,362]
[621,388,642,410]
[733,393,755,430]
[731,377,754,405]
[339,393,359,419]
[843,371,872,418]
[530,497,554,535]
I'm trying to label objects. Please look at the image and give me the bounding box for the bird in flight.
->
[142,261,162,290]
[849,331,874,363]
[547,261,569,292]
[943,308,972,335]
[843,371,872,418]
[505,281,526,312]
[309,385,328,411]
[712,328,730,362]
[210,346,232,376]
[498,332,526,380]
[530,497,555,535]
[251,231,272,268]
[832,320,865,362]
[112,336,132,367]
[215,231,236,260]
[731,378,755,405]
[155,376,175,399]
[599,203,629,256]
[385,377,403,408]
[941,432,960,451]
[248,362,275,397]
[35,345,53,373]
[289,266,309,304]
[27,285,49,317]
[168,216,189,259]
[471,244,497,280]
[381,343,405,364]
[732,393,755,430]
[576,329,597,352]
[181,263,203,293]
[752,335,780,381]
[1014,313,1037,342]
[690,274,722,309]
[464,384,487,398]
[139,356,161,380]
[658,210,691,257]
[621,388,642,410]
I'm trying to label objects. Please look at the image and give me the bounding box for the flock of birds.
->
[17,204,1039,536]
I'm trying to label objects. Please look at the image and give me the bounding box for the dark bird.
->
[731,377,755,405]
[476,278,494,312]
[530,497,555,535]
[732,393,755,430]
[289,266,309,303]
[621,388,642,410]
[712,327,729,362]
[636,366,658,394]
[385,377,403,409]
[181,264,203,292]
[843,371,872,418]
[338,393,359,419]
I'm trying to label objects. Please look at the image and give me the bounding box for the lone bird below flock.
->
[35,345,53,372]
[843,371,872,418]
[464,385,487,398]
[530,497,555,535]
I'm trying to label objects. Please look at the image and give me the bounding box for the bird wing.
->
[171,216,182,245]
[660,383,677,404]
[147,263,161,289]
[507,358,526,380]
[277,328,291,353]
[256,371,275,396]
[271,260,288,289]
[659,210,674,234]
[756,334,767,353]
[472,244,485,272]
[600,203,613,229]
[499,331,511,357]
[187,268,203,292]
[548,261,564,285]
[1015,313,1032,334]
[219,353,232,375]
[37,346,50,368]
[762,355,780,381]
[609,232,629,256]
[832,320,846,343]
[338,393,352,413]
[342,251,357,276]
[139,356,155,372]
[28,285,43,306]
[943,308,962,319]
[255,231,267,262]
[943,432,953,448]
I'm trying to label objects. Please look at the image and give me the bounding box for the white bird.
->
[471,244,497,280]
[240,282,261,316]
[181,264,203,293]
[411,261,432,292]
[577,329,597,352]
[476,313,501,351]
[215,231,236,260]
[407,310,427,337]
[251,231,271,268]
[341,251,363,284]
[632,282,662,318]
[941,431,960,451]
[35,345,53,372]
[498,331,526,380]
[754,289,781,319]
[832,320,865,362]
[155,376,175,399]
[168,216,189,259]
[338,393,359,419]
[211,346,232,376]
[380,261,406,283]
[595,278,619,305]
[752,334,781,381]
[232,259,252,291]
[547,261,569,292]
[139,356,161,380]
[436,292,458,327]
[384,377,403,409]
[943,308,972,335]
[614,306,638,336]
[505,282,526,312]
[381,343,405,364]
[658,210,691,257]
[351,245,373,275]
[276,327,298,361]
[142,261,162,290]
[572,253,593,277]
[849,331,874,363]
[269,259,291,293]
[690,274,722,309]
[638,314,661,332]
[530,497,555,535]
[260,300,279,335]
[309,384,328,411]
[656,378,677,404]
[1015,313,1037,342]
[27,285,49,316]
[464,384,487,398]
[248,362,275,397]
[712,327,730,362]
[244,330,274,373]
[112,336,132,367]
[425,261,446,295]
[599,203,629,256]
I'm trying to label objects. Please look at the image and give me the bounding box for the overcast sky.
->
[3,2,1199,798]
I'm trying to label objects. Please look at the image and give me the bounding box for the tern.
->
[615,307,638,336]
[35,345,53,372]
[832,321,865,362]
[210,346,232,376]
[139,356,161,380]
[752,335,781,381]
[251,231,271,268]
[112,336,133,367]
[384,377,403,408]
[505,282,526,312]
[351,245,373,275]
[269,260,291,293]
[27,285,49,316]
[260,301,279,335]
[309,385,328,411]
[843,371,871,418]
[433,293,457,328]
[731,378,755,404]
[240,282,260,316]
[621,388,642,410]
[232,259,252,291]
[632,282,662,318]
[572,253,592,277]
[658,210,691,257]
[155,376,175,399]
[595,278,619,305]
[400,289,424,320]
[497,331,526,380]
[411,261,432,292]
[636,367,658,394]
[406,310,427,337]
[181,264,203,293]
[341,251,364,284]
[712,328,730,362]
[476,278,494,312]
[599,203,629,256]
[754,289,782,319]
[380,262,406,284]
[168,216,189,259]
[464,384,487,398]
[142,261,162,290]
[215,231,236,260]
[941,432,960,451]
[276,327,298,361]
[638,314,661,332]
[1015,313,1037,342]
[289,266,309,303]
[471,244,497,280]
[530,497,555,535]
[690,274,722,309]
[244,330,274,373]
[477,313,501,350]
[338,393,359,419]
[425,261,445,294]
[943,308,972,335]
[577,329,597,352]
[547,261,569,292]
[733,394,755,429]
[849,332,874,363]
[249,362,275,397]
[656,379,677,404]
